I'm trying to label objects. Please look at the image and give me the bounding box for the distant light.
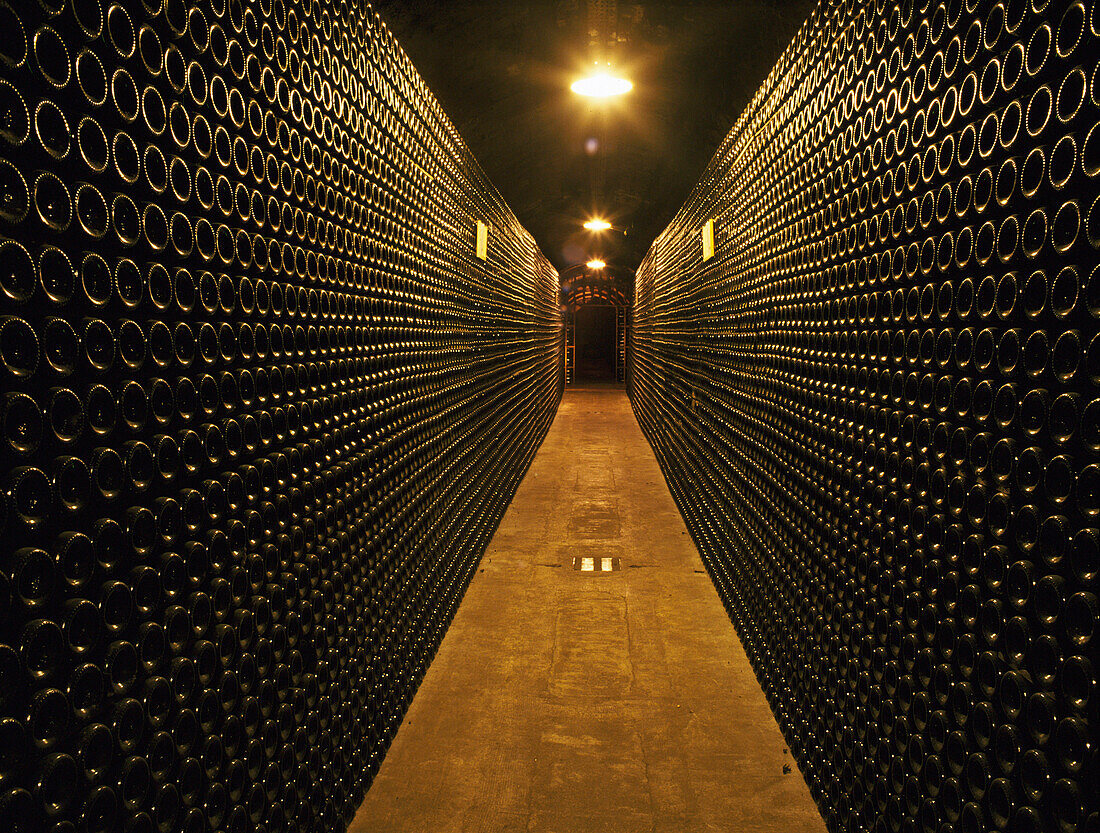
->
[585,137,599,155]
[584,219,612,231]
[571,72,633,98]
[586,259,606,270]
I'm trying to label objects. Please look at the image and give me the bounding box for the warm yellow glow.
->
[584,219,613,231]
[571,72,633,98]
[586,259,606,270]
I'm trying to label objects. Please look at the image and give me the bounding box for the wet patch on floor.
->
[548,596,632,698]
[568,498,621,537]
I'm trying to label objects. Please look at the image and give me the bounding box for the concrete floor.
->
[350,385,825,833]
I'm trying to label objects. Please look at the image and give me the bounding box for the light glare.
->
[586,259,606,270]
[571,73,633,98]
[584,219,612,231]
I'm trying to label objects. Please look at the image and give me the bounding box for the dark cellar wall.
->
[0,1,561,832]
[632,1,1097,832]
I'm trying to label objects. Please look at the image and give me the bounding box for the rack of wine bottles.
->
[632,1,1096,831]
[0,0,562,830]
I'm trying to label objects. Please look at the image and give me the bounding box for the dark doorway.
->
[574,305,617,381]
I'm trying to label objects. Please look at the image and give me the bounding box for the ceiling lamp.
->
[571,72,633,98]
[586,259,606,270]
[584,219,613,231]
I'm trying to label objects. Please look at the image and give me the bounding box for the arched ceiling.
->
[562,273,632,310]
[372,0,815,275]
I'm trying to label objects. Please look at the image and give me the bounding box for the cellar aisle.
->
[349,385,824,833]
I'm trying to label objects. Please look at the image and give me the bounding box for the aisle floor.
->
[350,386,825,833]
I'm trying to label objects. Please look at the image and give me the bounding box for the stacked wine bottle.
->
[0,1,563,831]
[632,1,1097,832]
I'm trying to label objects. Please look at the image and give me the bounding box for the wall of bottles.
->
[0,0,562,831]
[632,1,1096,831]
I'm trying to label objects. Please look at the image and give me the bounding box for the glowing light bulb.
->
[586,259,606,270]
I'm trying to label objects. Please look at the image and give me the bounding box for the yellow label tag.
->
[702,219,714,261]
[476,221,488,260]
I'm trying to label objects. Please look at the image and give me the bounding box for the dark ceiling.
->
[371,0,816,275]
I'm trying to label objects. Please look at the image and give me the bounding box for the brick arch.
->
[562,278,631,311]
